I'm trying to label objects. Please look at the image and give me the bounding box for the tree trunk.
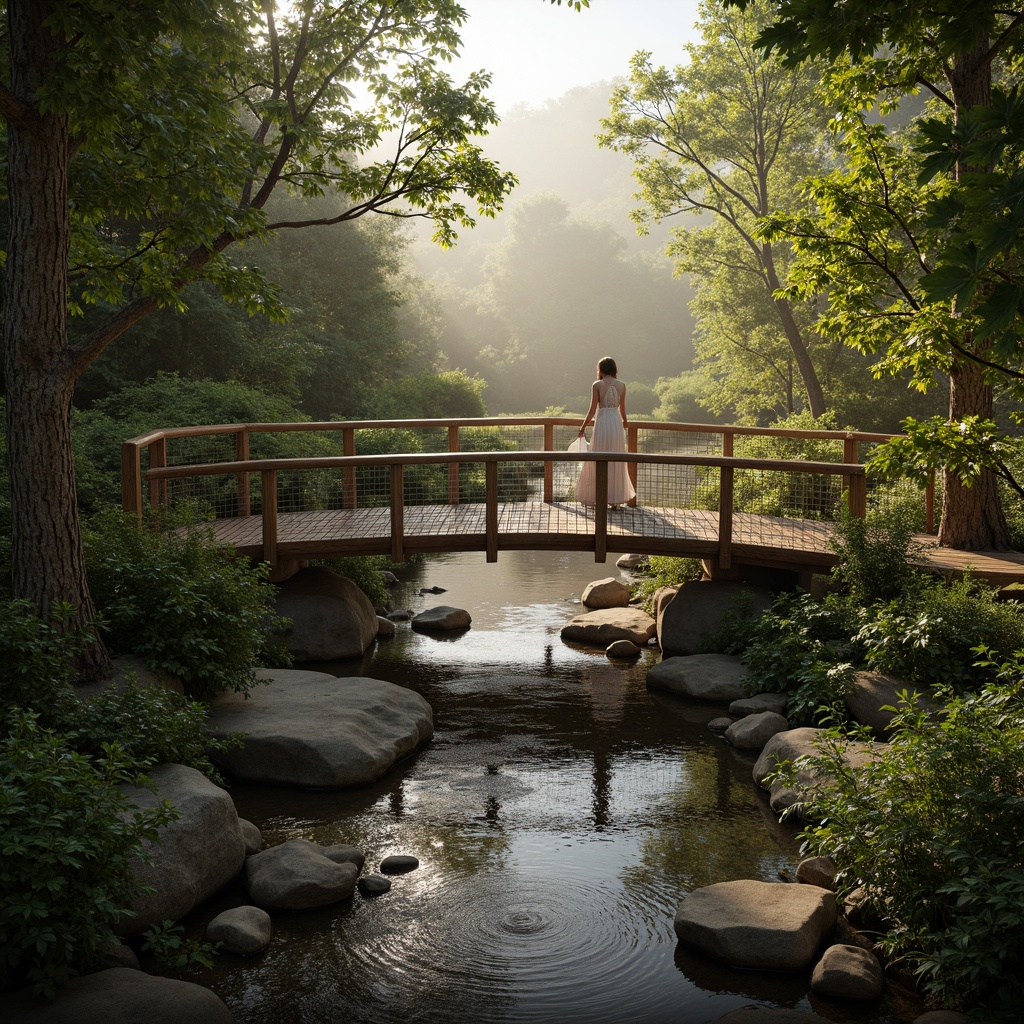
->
[935,38,1011,550]
[3,1,110,678]
[938,356,1011,550]
[762,245,827,418]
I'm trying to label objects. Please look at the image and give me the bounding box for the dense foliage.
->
[83,510,289,700]
[0,713,174,998]
[793,680,1024,1020]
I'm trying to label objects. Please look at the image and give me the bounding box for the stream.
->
[185,550,919,1024]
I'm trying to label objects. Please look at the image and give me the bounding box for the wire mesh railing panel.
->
[637,428,723,458]
[635,462,709,509]
[732,468,844,523]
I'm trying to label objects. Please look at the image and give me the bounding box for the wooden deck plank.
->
[196,501,1024,588]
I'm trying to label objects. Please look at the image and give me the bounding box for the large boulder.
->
[0,968,233,1024]
[674,879,838,970]
[118,764,245,938]
[244,839,361,910]
[657,580,774,656]
[646,654,749,702]
[207,669,433,789]
[845,670,938,737]
[560,607,657,648]
[275,566,379,662]
[581,577,631,609]
[753,728,878,818]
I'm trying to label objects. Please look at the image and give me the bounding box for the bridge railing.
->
[122,417,933,569]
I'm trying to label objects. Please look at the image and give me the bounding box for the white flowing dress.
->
[575,381,636,506]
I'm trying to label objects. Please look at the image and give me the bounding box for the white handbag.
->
[567,436,589,455]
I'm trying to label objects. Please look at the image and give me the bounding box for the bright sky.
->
[454,0,704,113]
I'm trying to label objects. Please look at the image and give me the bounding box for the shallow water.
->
[188,551,919,1024]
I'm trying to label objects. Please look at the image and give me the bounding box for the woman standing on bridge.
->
[575,357,635,507]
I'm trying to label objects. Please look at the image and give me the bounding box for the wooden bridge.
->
[121,416,1024,588]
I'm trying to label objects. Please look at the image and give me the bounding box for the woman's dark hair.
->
[597,357,617,376]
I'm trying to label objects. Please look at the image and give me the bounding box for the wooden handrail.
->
[121,416,928,573]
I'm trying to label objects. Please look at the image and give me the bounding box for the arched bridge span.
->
[121,417,1024,588]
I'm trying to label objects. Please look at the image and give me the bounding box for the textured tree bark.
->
[3,1,110,677]
[939,356,1011,550]
[935,38,1012,550]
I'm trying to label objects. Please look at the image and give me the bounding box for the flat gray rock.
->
[674,879,837,970]
[118,764,245,938]
[616,553,645,569]
[725,711,790,751]
[560,607,657,647]
[412,605,471,631]
[245,839,359,910]
[0,968,232,1024]
[646,654,749,702]
[730,693,788,717]
[207,669,433,789]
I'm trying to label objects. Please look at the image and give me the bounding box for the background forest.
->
[67,81,944,443]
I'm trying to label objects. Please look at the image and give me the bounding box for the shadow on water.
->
[182,551,920,1024]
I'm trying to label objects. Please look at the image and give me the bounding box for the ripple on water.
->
[342,866,682,1022]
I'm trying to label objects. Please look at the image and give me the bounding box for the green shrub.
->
[0,712,175,998]
[141,920,219,975]
[829,499,922,605]
[633,555,703,613]
[857,576,1024,691]
[0,600,87,720]
[72,680,238,785]
[740,590,859,724]
[308,554,403,608]
[793,678,1024,1020]
[84,509,290,699]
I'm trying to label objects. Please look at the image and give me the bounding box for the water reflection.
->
[190,551,914,1023]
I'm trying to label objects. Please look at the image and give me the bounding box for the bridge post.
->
[448,425,460,505]
[718,464,734,570]
[626,425,637,506]
[149,437,167,510]
[485,460,498,562]
[121,442,143,524]
[841,436,858,504]
[343,428,356,510]
[543,422,554,503]
[594,461,608,562]
[261,469,278,572]
[390,464,405,563]
[236,429,250,516]
[847,470,867,520]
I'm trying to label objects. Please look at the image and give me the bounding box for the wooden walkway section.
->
[201,499,1024,588]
